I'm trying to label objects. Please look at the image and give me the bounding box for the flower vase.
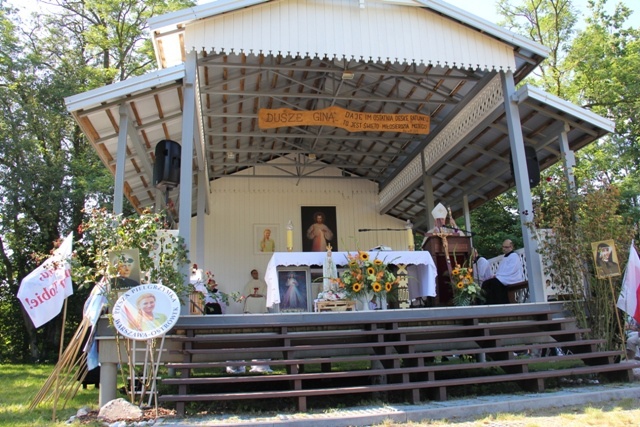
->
[358,291,374,311]
[452,292,472,306]
[379,292,387,310]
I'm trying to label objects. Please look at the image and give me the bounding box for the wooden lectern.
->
[423,235,472,305]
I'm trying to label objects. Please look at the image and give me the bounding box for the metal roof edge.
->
[149,0,549,63]
[516,85,615,134]
[148,0,271,33]
[416,0,549,59]
[64,65,186,113]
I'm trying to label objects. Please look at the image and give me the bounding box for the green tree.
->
[497,0,577,95]
[566,0,640,225]
[494,0,640,351]
[470,196,524,259]
[0,0,194,362]
[44,0,194,83]
[471,1,580,255]
[0,2,66,361]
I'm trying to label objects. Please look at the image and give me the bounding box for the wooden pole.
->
[30,318,92,411]
[609,276,627,358]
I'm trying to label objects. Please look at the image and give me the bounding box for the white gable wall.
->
[190,163,410,313]
[184,0,515,70]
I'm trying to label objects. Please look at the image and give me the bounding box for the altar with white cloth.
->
[264,251,437,309]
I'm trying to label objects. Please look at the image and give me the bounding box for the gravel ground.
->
[153,377,640,427]
[75,367,640,426]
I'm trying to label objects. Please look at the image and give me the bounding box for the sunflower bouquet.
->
[450,260,484,306]
[335,251,399,302]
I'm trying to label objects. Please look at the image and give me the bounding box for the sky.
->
[443,0,639,28]
[13,0,640,29]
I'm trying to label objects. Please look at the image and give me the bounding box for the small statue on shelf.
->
[322,243,338,292]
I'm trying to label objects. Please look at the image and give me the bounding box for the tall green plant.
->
[73,208,192,303]
[534,178,635,350]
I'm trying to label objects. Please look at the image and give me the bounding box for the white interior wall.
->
[189,163,409,313]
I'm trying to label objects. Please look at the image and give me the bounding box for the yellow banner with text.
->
[258,106,430,135]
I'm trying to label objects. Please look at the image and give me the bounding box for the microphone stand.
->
[440,225,476,237]
[357,228,406,232]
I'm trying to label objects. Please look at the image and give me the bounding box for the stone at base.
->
[98,398,143,422]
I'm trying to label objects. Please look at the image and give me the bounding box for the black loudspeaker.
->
[153,139,181,190]
[510,145,540,188]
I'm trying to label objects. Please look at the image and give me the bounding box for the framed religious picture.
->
[591,239,621,279]
[109,249,142,289]
[254,224,279,255]
[301,206,338,252]
[277,267,311,312]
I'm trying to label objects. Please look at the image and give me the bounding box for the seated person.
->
[473,249,492,285]
[191,267,225,315]
[481,240,524,304]
[203,279,225,315]
[243,269,268,314]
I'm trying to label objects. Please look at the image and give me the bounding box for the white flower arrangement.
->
[317,288,349,301]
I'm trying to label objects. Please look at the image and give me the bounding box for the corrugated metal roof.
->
[182,0,516,72]
[65,0,612,231]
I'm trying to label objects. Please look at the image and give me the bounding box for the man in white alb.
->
[480,239,524,304]
[472,249,492,285]
[243,269,268,313]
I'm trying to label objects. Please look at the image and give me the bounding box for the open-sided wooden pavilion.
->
[65,0,630,412]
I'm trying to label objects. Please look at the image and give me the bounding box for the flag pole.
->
[609,276,627,358]
[52,295,69,421]
[58,299,68,360]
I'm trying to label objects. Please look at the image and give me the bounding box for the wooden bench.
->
[485,249,530,303]
[158,303,637,415]
[507,280,529,303]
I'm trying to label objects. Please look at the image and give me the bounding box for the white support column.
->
[421,154,435,231]
[557,122,577,193]
[196,171,206,268]
[114,105,129,215]
[501,71,544,303]
[99,361,117,407]
[194,103,207,268]
[178,50,197,313]
[462,194,472,245]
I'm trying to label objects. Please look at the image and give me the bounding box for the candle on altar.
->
[286,220,294,252]
[406,219,415,251]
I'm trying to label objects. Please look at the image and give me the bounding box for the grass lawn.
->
[3,361,639,426]
[0,364,100,427]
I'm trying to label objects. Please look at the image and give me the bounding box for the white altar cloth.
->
[265,251,437,308]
